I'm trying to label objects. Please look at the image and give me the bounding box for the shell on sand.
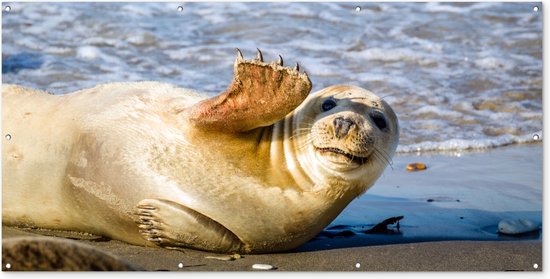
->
[497,219,539,235]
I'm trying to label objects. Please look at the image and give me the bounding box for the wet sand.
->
[1,143,543,271]
[303,143,543,251]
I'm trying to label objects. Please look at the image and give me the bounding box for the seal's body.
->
[3,50,398,253]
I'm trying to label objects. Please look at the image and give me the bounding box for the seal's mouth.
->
[316,147,369,165]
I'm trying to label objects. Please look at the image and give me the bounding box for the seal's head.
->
[291,85,399,195]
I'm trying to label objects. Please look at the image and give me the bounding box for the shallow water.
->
[2,2,543,152]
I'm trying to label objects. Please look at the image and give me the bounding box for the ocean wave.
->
[397,132,542,153]
[2,2,542,154]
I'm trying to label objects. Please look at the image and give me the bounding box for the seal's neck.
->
[268,115,317,191]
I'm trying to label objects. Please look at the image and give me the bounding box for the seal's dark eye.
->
[321,99,337,112]
[370,112,388,131]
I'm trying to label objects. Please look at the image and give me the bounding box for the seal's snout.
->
[333,117,356,139]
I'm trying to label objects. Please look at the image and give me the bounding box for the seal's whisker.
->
[290,134,307,141]
[290,134,306,141]
[369,135,394,167]
[297,117,316,127]
[371,151,383,167]
[373,147,393,170]
[294,125,313,133]
[379,151,390,168]
[297,122,314,129]
[296,137,315,151]
[290,128,312,140]
[294,130,311,134]
[374,148,390,167]
[292,124,313,132]
[292,129,312,134]
[300,115,316,121]
[378,147,394,167]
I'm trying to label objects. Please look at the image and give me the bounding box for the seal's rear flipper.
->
[134,199,244,253]
[188,49,312,132]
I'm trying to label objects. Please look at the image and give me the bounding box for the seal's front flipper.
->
[134,199,244,253]
[188,49,312,132]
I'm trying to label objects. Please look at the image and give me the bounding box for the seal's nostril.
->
[333,117,355,139]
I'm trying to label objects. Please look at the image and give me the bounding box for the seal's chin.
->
[314,146,370,169]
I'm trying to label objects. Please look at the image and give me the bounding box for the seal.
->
[2,49,399,253]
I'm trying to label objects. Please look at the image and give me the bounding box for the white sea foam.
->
[83,37,123,48]
[76,46,101,60]
[45,47,72,55]
[397,133,540,153]
[424,2,465,13]
[425,2,497,14]
[2,2,541,154]
[16,37,43,50]
[164,49,190,61]
[414,105,462,118]
[475,57,514,71]
[121,4,158,17]
[347,48,423,63]
[126,33,157,47]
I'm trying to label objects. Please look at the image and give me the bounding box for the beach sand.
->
[1,227,541,271]
[1,143,542,271]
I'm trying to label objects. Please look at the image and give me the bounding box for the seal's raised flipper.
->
[188,49,312,132]
[134,199,244,253]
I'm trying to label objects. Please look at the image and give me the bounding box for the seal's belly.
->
[2,85,82,228]
[2,82,204,231]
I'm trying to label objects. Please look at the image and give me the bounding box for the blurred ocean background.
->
[1,2,543,153]
[1,2,543,249]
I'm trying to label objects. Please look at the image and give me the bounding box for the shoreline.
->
[302,143,543,250]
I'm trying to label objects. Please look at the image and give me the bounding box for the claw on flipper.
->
[137,205,156,210]
[236,48,244,62]
[189,48,312,132]
[256,48,264,62]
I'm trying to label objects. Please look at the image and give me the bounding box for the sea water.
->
[2,2,542,153]
[1,2,543,248]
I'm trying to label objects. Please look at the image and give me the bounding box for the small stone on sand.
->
[252,263,275,270]
[406,163,427,172]
[498,219,539,235]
